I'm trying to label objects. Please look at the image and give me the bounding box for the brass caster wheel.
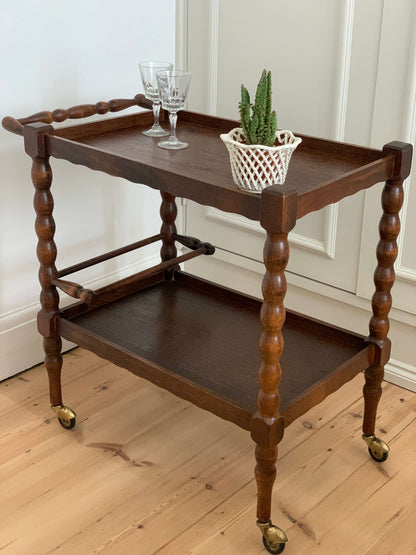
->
[257,520,287,554]
[51,405,76,429]
[362,434,389,463]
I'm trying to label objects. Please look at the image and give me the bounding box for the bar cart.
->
[3,95,412,553]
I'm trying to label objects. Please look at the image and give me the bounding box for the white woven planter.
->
[220,128,301,193]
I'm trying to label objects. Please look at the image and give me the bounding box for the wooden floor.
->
[1,348,416,555]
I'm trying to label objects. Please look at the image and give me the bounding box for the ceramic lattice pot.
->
[220,128,301,193]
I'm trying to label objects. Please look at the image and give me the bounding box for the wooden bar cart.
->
[3,95,412,553]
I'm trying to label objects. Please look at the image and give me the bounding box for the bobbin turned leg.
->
[160,191,178,279]
[24,123,76,429]
[251,189,297,553]
[363,142,412,462]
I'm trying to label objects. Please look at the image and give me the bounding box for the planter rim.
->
[220,127,302,151]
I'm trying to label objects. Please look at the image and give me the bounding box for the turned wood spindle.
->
[254,231,289,522]
[363,177,404,436]
[363,141,412,438]
[27,124,63,407]
[160,192,178,273]
[2,94,153,136]
[251,188,297,528]
[51,277,95,304]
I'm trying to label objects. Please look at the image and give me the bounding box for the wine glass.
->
[156,70,192,150]
[139,61,173,136]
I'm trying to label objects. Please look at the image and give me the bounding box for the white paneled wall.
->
[182,0,416,390]
[0,2,176,380]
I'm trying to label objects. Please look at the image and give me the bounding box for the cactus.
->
[238,69,278,146]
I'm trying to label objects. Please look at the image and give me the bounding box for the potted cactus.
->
[221,69,301,193]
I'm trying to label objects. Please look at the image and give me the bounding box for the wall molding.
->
[396,9,416,284]
[175,0,189,70]
[396,266,416,284]
[368,1,416,287]
[323,0,355,260]
[322,205,337,260]
[205,206,336,259]
[333,0,355,141]
[207,244,416,327]
[385,358,416,393]
[208,0,220,115]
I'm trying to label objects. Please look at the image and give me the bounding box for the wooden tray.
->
[47,110,395,221]
[59,271,368,430]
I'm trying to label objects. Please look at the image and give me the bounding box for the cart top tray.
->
[45,110,395,221]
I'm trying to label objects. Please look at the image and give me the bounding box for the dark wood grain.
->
[43,111,396,222]
[160,191,178,280]
[1,94,152,136]
[60,248,206,312]
[364,182,404,434]
[251,188,299,524]
[173,233,215,255]
[61,271,166,320]
[252,228,289,523]
[52,277,94,304]
[57,234,162,278]
[363,142,412,437]
[25,124,63,407]
[59,272,367,430]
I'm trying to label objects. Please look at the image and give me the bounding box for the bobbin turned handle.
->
[2,93,153,136]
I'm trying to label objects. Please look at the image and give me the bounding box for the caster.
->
[362,434,389,463]
[51,404,76,429]
[257,520,287,554]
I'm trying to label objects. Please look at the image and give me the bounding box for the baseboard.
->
[0,254,160,381]
[385,359,416,392]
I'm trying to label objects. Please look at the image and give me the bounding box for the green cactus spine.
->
[238,69,277,146]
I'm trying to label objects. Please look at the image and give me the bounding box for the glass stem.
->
[153,102,161,127]
[169,112,178,140]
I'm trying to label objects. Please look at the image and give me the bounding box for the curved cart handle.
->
[2,93,153,136]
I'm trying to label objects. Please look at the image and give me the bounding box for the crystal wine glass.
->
[156,69,192,150]
[139,61,173,137]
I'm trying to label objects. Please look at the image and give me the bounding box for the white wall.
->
[0,1,176,380]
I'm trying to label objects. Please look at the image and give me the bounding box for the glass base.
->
[158,137,189,150]
[142,125,170,137]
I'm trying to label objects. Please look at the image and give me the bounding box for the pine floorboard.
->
[0,348,415,554]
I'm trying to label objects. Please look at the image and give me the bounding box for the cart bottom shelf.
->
[60,272,368,430]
